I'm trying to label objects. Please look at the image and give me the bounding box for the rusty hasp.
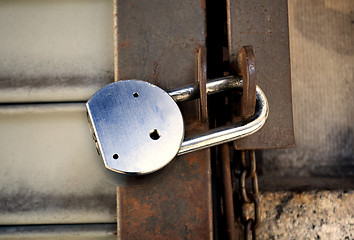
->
[231,45,257,118]
[220,143,237,240]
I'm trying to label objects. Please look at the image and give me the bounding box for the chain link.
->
[238,150,260,240]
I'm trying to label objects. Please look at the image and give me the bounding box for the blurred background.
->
[263,0,353,187]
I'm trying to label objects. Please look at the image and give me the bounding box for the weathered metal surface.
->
[115,0,206,90]
[0,104,116,224]
[115,0,212,238]
[227,0,295,149]
[0,0,114,103]
[258,176,354,191]
[117,148,213,239]
[231,46,257,118]
[220,144,236,240]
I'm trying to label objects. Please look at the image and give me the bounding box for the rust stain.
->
[200,0,206,10]
[120,190,158,230]
[117,67,124,81]
[149,61,160,85]
[192,44,201,54]
[200,0,207,21]
[118,38,131,49]
[118,149,212,239]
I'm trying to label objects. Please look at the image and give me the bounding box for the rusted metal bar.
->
[197,47,208,123]
[220,143,237,240]
[115,0,213,238]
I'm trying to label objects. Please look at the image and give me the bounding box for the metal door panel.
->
[0,104,116,224]
[228,0,295,149]
[0,0,113,103]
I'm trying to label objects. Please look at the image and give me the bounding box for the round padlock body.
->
[87,80,184,175]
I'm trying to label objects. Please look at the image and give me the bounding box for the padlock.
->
[86,77,268,175]
[87,80,184,175]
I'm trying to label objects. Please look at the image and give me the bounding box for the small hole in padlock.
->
[150,129,160,140]
[133,92,139,98]
[113,154,119,159]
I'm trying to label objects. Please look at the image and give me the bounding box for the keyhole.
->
[133,92,139,98]
[150,129,160,140]
[113,154,119,159]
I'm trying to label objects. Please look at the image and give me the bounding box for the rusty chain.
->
[237,150,260,240]
[222,45,259,239]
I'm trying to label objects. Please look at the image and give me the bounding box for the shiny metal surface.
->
[87,78,268,174]
[87,80,184,175]
[168,75,242,102]
[178,85,268,155]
